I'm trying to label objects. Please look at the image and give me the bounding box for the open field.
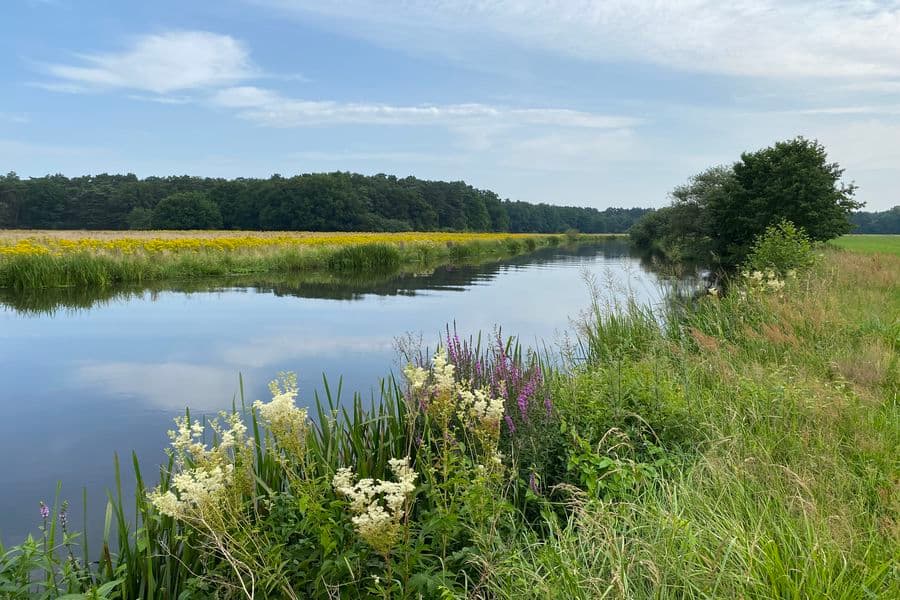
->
[0,230,606,290]
[829,234,900,256]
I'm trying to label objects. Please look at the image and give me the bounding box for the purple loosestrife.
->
[504,415,516,434]
[39,501,50,520]
[516,369,542,420]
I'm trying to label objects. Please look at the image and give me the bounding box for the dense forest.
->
[850,206,900,233]
[0,172,650,233]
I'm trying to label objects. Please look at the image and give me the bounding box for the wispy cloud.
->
[260,1,900,81]
[765,105,900,116]
[210,85,641,129]
[0,112,30,124]
[39,31,256,94]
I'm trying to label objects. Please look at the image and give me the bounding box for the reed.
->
[0,232,591,290]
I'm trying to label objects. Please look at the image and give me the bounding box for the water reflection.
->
[0,240,643,314]
[0,240,692,544]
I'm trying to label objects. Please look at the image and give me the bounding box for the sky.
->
[2,1,899,210]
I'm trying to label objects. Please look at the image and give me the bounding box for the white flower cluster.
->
[253,389,308,436]
[168,415,207,464]
[253,373,309,458]
[152,411,248,519]
[743,269,787,294]
[332,457,417,553]
[167,412,248,467]
[151,464,233,519]
[403,347,504,430]
[403,347,455,396]
[457,387,504,425]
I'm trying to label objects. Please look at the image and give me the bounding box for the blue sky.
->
[2,0,899,210]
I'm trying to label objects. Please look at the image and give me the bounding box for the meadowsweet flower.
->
[150,464,233,518]
[168,416,208,465]
[332,457,417,554]
[253,373,309,458]
[211,412,248,451]
[431,348,455,394]
[403,364,428,391]
[457,386,504,429]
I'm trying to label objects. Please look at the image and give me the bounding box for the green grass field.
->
[829,234,900,256]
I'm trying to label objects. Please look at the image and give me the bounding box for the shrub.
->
[743,219,816,276]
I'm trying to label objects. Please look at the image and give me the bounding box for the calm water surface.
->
[0,241,679,543]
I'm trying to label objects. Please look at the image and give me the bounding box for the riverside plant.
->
[0,346,534,598]
[0,231,578,290]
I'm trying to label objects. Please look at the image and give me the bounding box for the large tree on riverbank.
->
[631,137,862,265]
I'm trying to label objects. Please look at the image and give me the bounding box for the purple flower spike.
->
[58,501,69,530]
[39,501,50,520]
[529,471,540,494]
[517,391,528,420]
[504,414,516,434]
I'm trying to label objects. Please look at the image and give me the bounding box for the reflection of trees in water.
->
[0,240,693,315]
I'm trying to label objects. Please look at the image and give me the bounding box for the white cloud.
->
[211,85,640,129]
[771,105,900,116]
[42,31,255,94]
[260,1,900,80]
[76,361,241,412]
[219,333,394,369]
[500,129,642,172]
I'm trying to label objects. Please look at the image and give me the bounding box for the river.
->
[0,239,683,543]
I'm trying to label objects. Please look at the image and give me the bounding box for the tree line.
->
[849,206,900,234]
[0,171,650,233]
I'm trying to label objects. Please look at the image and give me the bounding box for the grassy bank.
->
[0,231,591,290]
[2,247,897,599]
[829,234,900,256]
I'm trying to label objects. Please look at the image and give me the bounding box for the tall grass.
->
[481,249,899,599]
[0,234,577,291]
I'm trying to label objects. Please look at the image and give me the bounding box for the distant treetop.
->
[0,171,649,234]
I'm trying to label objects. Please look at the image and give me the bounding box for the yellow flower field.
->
[0,230,599,290]
[0,230,560,257]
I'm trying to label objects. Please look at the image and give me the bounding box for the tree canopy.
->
[151,191,223,230]
[630,138,864,265]
[850,206,900,234]
[0,171,651,233]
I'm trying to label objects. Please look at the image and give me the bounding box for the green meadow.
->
[830,234,900,256]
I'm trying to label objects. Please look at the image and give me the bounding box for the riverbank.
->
[1,246,896,598]
[0,230,600,290]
